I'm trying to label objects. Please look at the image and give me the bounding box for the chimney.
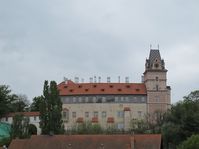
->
[90,77,93,83]
[141,75,144,83]
[63,77,68,84]
[107,77,111,83]
[118,76,120,83]
[98,76,101,83]
[125,77,129,83]
[74,77,79,83]
[94,76,97,83]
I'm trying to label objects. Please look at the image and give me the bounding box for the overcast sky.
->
[0,0,199,103]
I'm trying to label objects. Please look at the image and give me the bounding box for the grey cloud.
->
[0,0,199,103]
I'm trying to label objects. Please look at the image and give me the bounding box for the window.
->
[5,117,8,121]
[73,97,76,103]
[156,85,159,91]
[138,111,142,117]
[156,77,158,81]
[78,97,82,103]
[141,97,145,102]
[117,123,124,130]
[85,97,89,103]
[85,112,89,118]
[101,89,105,92]
[125,96,129,102]
[155,96,160,102]
[117,111,124,118]
[34,116,37,121]
[72,112,76,118]
[126,85,130,88]
[115,97,118,102]
[93,111,98,117]
[63,111,69,120]
[102,111,106,118]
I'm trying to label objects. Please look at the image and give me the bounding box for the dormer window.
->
[126,85,130,88]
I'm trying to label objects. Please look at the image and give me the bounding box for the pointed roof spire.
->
[149,49,161,64]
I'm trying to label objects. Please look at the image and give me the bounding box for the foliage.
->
[30,96,43,111]
[0,137,11,147]
[10,94,30,112]
[11,114,30,139]
[0,85,13,117]
[0,85,30,118]
[39,80,64,135]
[162,90,199,148]
[177,134,199,149]
[130,119,148,134]
[68,121,103,134]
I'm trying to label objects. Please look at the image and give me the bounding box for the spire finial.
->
[150,44,152,49]
[157,44,159,50]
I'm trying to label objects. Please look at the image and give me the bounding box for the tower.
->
[144,49,171,115]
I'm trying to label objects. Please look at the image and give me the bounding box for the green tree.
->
[0,85,13,118]
[177,134,199,149]
[162,90,199,148]
[39,80,64,135]
[30,96,43,111]
[10,94,30,112]
[11,114,30,139]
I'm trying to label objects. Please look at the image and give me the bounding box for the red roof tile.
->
[58,80,147,96]
[107,117,114,123]
[8,134,161,149]
[4,112,40,117]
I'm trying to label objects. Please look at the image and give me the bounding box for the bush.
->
[0,137,11,147]
[177,134,199,149]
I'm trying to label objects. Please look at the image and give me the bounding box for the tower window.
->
[156,77,158,81]
[156,85,159,91]
[155,63,159,68]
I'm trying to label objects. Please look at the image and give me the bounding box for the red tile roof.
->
[4,112,40,117]
[9,134,161,149]
[107,117,114,123]
[58,80,147,96]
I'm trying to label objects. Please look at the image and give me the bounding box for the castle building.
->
[58,49,171,130]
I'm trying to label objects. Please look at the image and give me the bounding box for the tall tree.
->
[39,80,64,135]
[11,114,30,139]
[0,85,11,118]
[30,96,43,111]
